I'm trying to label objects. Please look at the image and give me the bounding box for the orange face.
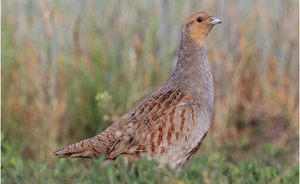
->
[183,12,222,47]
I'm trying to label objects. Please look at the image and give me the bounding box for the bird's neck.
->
[173,32,214,109]
[175,32,211,78]
[176,31,209,70]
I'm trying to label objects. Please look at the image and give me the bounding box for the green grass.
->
[2,135,298,183]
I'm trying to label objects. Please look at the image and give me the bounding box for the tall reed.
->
[2,0,298,163]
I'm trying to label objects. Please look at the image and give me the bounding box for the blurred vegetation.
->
[2,0,299,183]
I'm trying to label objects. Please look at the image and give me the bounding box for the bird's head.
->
[182,12,222,47]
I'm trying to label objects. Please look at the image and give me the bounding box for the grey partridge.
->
[54,12,221,171]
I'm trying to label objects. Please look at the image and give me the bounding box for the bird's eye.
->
[197,18,202,22]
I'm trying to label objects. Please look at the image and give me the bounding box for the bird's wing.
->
[107,90,203,159]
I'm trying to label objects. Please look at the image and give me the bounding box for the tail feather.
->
[53,135,105,158]
[54,120,123,159]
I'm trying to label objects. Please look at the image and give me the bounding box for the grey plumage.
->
[54,12,221,172]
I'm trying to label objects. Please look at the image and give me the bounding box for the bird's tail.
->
[53,123,120,159]
[53,136,102,158]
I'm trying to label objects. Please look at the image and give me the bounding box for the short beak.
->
[209,17,222,25]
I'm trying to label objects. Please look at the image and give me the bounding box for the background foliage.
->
[2,0,299,183]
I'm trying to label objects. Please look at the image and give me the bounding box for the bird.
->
[54,12,221,172]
